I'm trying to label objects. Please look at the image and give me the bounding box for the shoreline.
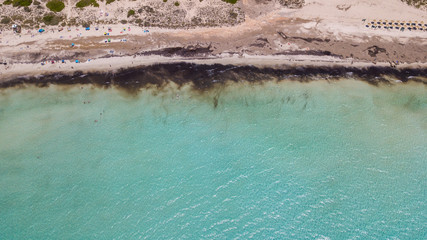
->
[1,53,427,84]
[1,59,426,92]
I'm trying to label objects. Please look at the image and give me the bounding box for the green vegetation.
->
[127,9,135,18]
[106,0,114,4]
[222,0,237,4]
[33,0,39,4]
[76,0,98,8]
[46,0,65,12]
[174,1,179,6]
[163,0,167,2]
[14,0,32,6]
[1,16,12,24]
[42,14,63,25]
[401,0,426,8]
[4,0,32,6]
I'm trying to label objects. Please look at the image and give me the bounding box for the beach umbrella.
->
[75,60,79,63]
[71,43,75,47]
[62,60,65,63]
[85,27,90,31]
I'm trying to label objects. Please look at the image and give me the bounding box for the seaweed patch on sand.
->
[1,63,426,93]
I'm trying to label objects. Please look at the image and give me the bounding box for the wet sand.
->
[1,62,426,95]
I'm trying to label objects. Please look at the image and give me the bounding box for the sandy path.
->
[67,0,71,20]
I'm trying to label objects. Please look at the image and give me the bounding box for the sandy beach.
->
[1,0,426,82]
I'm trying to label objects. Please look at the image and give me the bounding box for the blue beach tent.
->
[86,27,90,31]
[38,29,45,33]
[75,60,79,63]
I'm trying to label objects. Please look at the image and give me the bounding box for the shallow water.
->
[0,79,426,239]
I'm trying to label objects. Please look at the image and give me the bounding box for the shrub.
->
[120,19,127,24]
[3,0,12,5]
[106,0,114,4]
[42,14,62,25]
[163,0,167,2]
[222,0,237,3]
[1,16,12,24]
[127,9,135,18]
[46,0,65,12]
[76,0,98,8]
[33,0,39,4]
[14,0,32,6]
[24,6,30,11]
[174,1,179,6]
[401,0,426,8]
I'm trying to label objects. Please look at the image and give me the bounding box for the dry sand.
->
[0,0,426,82]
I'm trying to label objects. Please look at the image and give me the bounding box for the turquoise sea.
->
[0,79,426,239]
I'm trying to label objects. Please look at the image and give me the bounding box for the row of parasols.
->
[363,19,426,31]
